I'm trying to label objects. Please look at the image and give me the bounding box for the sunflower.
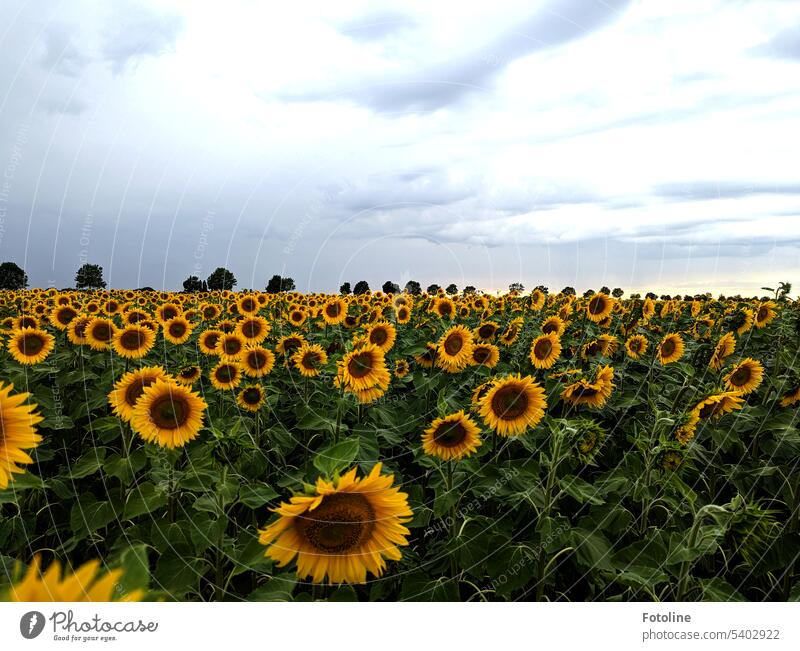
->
[107,366,168,423]
[541,315,566,337]
[422,410,482,461]
[200,303,221,321]
[529,290,546,311]
[288,308,307,327]
[479,374,547,437]
[6,556,143,602]
[642,298,656,322]
[156,302,181,322]
[123,309,150,325]
[0,382,43,489]
[471,379,495,409]
[163,316,193,345]
[471,343,500,368]
[690,391,745,421]
[656,333,684,365]
[85,317,116,351]
[498,318,523,346]
[413,343,438,369]
[529,333,561,369]
[15,315,38,330]
[236,294,260,315]
[724,358,764,394]
[624,334,648,360]
[586,293,614,323]
[433,297,455,319]
[436,325,474,372]
[322,298,347,325]
[175,365,202,385]
[112,325,155,359]
[237,316,270,345]
[50,305,79,330]
[394,305,411,324]
[7,327,55,365]
[475,321,500,341]
[675,411,700,446]
[561,365,615,409]
[242,346,276,378]
[258,463,412,584]
[217,332,246,360]
[210,361,242,390]
[237,384,265,412]
[338,345,390,391]
[198,329,223,355]
[754,301,777,328]
[394,359,410,378]
[366,321,396,353]
[779,386,800,407]
[130,379,206,448]
[276,334,306,358]
[709,332,736,371]
[67,316,91,345]
[292,343,328,378]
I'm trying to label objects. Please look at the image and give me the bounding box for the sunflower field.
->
[0,287,798,602]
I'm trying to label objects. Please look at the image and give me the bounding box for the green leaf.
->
[699,577,746,602]
[559,475,605,505]
[118,544,150,596]
[570,527,614,571]
[238,484,279,509]
[67,448,107,479]
[313,438,359,477]
[70,497,116,537]
[123,483,168,520]
[249,574,296,601]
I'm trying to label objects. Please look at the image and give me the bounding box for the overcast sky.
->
[1,0,798,294]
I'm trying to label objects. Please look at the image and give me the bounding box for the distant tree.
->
[445,283,458,295]
[533,285,549,295]
[583,289,595,298]
[206,267,236,291]
[404,280,421,295]
[629,293,641,300]
[201,280,208,292]
[353,280,370,295]
[611,287,624,298]
[600,286,610,295]
[659,294,671,300]
[281,277,296,292]
[382,280,400,294]
[75,263,106,290]
[508,282,524,293]
[427,284,441,294]
[463,285,477,294]
[339,282,351,294]
[266,274,283,293]
[0,261,28,290]
[560,286,576,296]
[182,275,203,292]
[645,292,658,300]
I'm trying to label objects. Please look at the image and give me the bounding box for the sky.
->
[0,0,798,295]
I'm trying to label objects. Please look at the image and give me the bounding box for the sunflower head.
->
[237,384,265,412]
[625,334,648,360]
[108,366,169,423]
[479,374,547,437]
[422,410,482,461]
[529,332,561,369]
[0,382,43,489]
[112,325,156,359]
[723,358,764,394]
[242,346,276,378]
[292,343,328,378]
[130,379,207,448]
[210,361,242,390]
[7,327,55,365]
[657,333,685,365]
[436,325,475,372]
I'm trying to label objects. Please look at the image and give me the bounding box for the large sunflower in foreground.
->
[723,358,764,395]
[7,327,55,365]
[422,410,482,461]
[529,332,561,369]
[130,379,207,448]
[0,382,43,489]
[709,331,736,371]
[656,333,684,365]
[107,366,169,423]
[478,374,546,437]
[258,463,412,584]
[6,556,143,602]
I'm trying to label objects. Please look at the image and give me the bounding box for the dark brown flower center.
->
[161,306,178,320]
[169,322,187,338]
[661,338,676,357]
[91,323,113,342]
[433,420,468,447]
[120,329,146,350]
[370,328,388,346]
[473,346,492,363]
[326,303,341,317]
[241,320,262,338]
[150,394,189,429]
[347,352,374,378]
[296,493,375,553]
[730,366,751,386]
[491,384,529,420]
[443,333,463,356]
[19,333,45,355]
[125,376,157,407]
[588,296,607,315]
[203,332,220,350]
[223,337,242,355]
[478,324,496,339]
[246,350,268,370]
[241,298,257,313]
[302,352,322,369]
[242,388,262,405]
[534,338,553,360]
[56,307,77,325]
[215,365,237,383]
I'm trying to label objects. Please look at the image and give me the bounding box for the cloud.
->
[337,8,418,42]
[753,23,800,60]
[654,181,800,202]
[40,25,91,77]
[101,4,185,74]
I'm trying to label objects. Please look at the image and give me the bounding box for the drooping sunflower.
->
[586,293,614,323]
[754,301,777,328]
[275,334,306,358]
[413,342,438,369]
[471,379,495,410]
[471,343,500,368]
[422,410,482,461]
[642,297,656,322]
[338,344,390,391]
[779,386,800,407]
[198,329,223,355]
[210,361,242,390]
[112,325,156,359]
[690,391,745,421]
[216,332,246,360]
[541,315,566,337]
[675,411,700,447]
[366,321,397,353]
[292,343,328,378]
[163,316,193,345]
[107,366,169,423]
[498,317,523,346]
[258,463,412,584]
[479,374,547,437]
[50,304,79,330]
[656,333,684,365]
[236,384,265,412]
[561,365,615,409]
[7,327,55,365]
[242,346,276,378]
[723,357,764,394]
[624,334,648,360]
[85,317,116,351]
[394,359,410,378]
[0,382,43,489]
[529,332,561,369]
[474,321,500,341]
[130,379,207,448]
[237,315,270,345]
[436,325,474,372]
[175,365,202,385]
[6,556,143,602]
[322,298,348,325]
[709,331,736,371]
[736,309,754,335]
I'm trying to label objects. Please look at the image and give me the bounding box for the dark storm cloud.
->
[654,181,800,202]
[284,0,633,113]
[337,8,418,42]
